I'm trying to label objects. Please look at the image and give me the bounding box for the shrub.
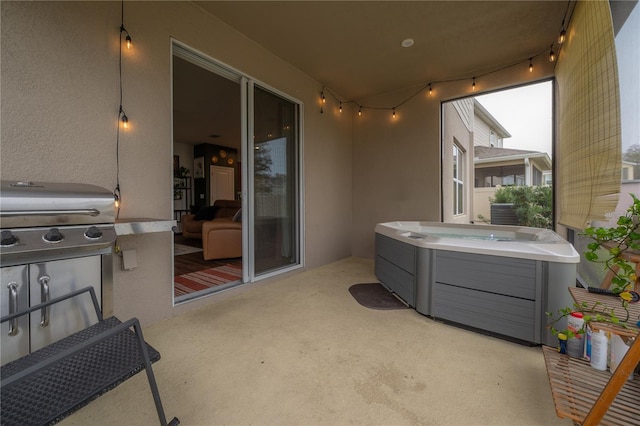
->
[490,186,552,229]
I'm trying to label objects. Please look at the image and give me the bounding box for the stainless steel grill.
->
[0,181,116,266]
[0,180,117,365]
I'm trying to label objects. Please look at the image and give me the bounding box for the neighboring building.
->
[472,100,511,148]
[443,98,552,223]
[622,160,638,181]
[474,146,552,188]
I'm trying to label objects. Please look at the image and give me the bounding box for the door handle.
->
[38,275,50,327]
[7,282,19,336]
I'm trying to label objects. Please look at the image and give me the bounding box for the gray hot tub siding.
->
[375,234,575,346]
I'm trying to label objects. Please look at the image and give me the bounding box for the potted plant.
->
[546,194,640,338]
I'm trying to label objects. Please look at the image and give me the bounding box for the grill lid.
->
[0,181,117,267]
[0,181,115,228]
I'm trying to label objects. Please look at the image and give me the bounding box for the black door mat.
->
[348,283,409,310]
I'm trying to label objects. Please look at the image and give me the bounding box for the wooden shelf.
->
[542,346,640,425]
[542,286,640,425]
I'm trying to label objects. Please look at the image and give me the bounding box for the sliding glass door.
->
[251,86,300,275]
[172,40,302,304]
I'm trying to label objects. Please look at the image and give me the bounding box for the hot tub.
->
[374,222,579,345]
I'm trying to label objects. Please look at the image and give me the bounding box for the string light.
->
[318,18,573,119]
[120,22,132,50]
[115,0,131,219]
[558,29,566,44]
[114,185,121,210]
[121,27,132,50]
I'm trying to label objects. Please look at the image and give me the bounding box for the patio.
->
[61,257,568,425]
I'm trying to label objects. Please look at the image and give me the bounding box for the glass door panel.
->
[252,86,299,275]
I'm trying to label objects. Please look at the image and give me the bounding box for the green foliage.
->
[476,214,491,224]
[545,300,629,337]
[490,186,552,229]
[583,193,640,294]
[546,194,640,338]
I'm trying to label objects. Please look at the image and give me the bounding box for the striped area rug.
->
[174,264,242,297]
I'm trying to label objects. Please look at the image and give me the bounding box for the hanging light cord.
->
[114,0,129,219]
[321,45,551,115]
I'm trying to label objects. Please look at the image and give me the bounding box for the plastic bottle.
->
[584,325,592,360]
[610,334,634,380]
[566,312,585,358]
[557,333,567,354]
[590,330,608,371]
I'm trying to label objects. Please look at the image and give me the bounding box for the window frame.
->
[452,141,465,216]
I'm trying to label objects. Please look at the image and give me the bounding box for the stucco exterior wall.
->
[350,89,440,258]
[350,68,555,258]
[1,1,558,322]
[1,1,352,324]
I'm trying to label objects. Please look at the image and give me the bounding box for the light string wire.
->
[114,0,129,219]
[321,0,575,116]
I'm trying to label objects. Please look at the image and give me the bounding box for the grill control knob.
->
[43,228,63,243]
[84,226,103,240]
[0,230,18,246]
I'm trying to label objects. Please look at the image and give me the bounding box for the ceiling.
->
[174,1,570,147]
[195,1,569,101]
[173,56,242,147]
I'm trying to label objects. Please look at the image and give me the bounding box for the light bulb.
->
[549,49,556,62]
[126,35,132,49]
[115,199,120,209]
[472,77,476,91]
[358,107,362,116]
[121,114,128,129]
[529,58,533,73]
[558,29,566,44]
[339,102,342,113]
[429,83,433,95]
[392,108,396,118]
[321,91,326,104]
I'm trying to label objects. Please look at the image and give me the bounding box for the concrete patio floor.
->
[62,257,569,425]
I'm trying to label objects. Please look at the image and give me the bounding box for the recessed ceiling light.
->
[401,38,414,48]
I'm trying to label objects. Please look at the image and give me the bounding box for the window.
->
[453,142,464,215]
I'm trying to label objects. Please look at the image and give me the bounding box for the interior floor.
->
[62,257,569,425]
[173,234,242,275]
[173,234,243,301]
